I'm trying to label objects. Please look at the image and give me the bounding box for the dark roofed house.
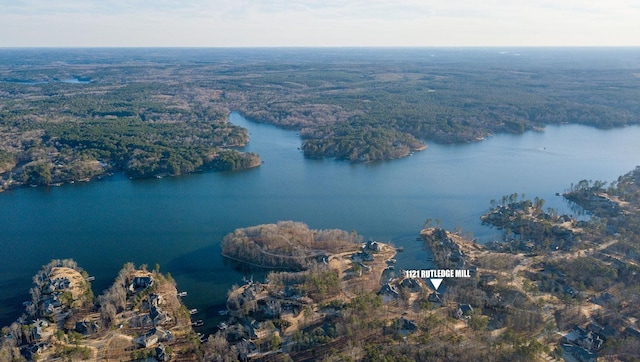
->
[134,333,159,349]
[148,293,165,308]
[129,276,154,294]
[47,277,71,293]
[564,326,604,352]
[351,252,374,263]
[41,296,62,315]
[155,344,170,361]
[262,300,282,318]
[469,265,478,276]
[400,278,422,292]
[75,320,99,336]
[455,304,474,319]
[625,326,640,339]
[428,292,442,303]
[32,319,50,340]
[237,339,258,361]
[397,317,418,336]
[379,283,399,303]
[366,240,381,252]
[150,305,173,326]
[562,343,597,362]
[241,287,256,301]
[587,322,617,339]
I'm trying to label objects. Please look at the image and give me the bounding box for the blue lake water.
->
[1,111,640,333]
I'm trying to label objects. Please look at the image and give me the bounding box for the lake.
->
[1,111,639,333]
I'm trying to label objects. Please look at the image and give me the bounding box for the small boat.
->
[395,246,404,252]
[178,291,187,297]
[217,322,228,330]
[192,320,204,327]
[218,310,229,316]
[387,259,397,264]
[189,309,198,315]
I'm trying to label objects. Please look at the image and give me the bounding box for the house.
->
[625,326,640,339]
[351,252,374,263]
[428,292,442,303]
[469,265,478,276]
[587,322,617,339]
[241,287,256,301]
[75,320,100,336]
[564,326,603,351]
[134,334,158,349]
[129,276,154,293]
[243,320,270,340]
[455,304,474,319]
[282,285,303,299]
[236,339,258,361]
[41,295,62,315]
[396,317,418,336]
[262,299,282,318]
[433,228,448,240]
[148,294,165,308]
[21,343,50,361]
[561,343,597,362]
[46,277,71,293]
[449,249,464,262]
[32,319,51,340]
[155,344,170,361]
[379,283,399,303]
[400,278,422,292]
[150,305,172,325]
[366,240,381,252]
[130,314,154,329]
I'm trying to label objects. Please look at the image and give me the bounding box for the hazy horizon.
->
[1,1,638,47]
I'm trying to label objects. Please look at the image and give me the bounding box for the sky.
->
[1,0,639,47]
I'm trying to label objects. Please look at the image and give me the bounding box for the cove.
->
[1,112,640,333]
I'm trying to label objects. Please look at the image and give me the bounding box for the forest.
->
[221,221,362,270]
[2,48,639,189]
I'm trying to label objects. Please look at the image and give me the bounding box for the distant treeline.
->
[2,49,639,188]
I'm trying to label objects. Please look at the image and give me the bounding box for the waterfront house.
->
[129,276,154,294]
[366,240,381,252]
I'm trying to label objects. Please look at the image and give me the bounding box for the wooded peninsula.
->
[2,48,639,189]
